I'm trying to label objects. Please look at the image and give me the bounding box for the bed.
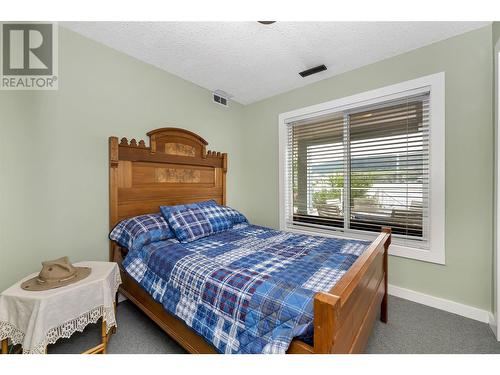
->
[109,127,391,354]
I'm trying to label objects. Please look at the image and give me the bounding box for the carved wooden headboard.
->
[109,127,227,231]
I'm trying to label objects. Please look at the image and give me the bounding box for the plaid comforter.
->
[122,224,370,353]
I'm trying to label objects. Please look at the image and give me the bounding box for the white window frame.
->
[278,72,445,264]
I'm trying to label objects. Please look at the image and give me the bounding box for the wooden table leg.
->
[111,302,117,334]
[82,304,117,354]
[1,339,8,354]
[101,302,117,353]
[101,319,108,354]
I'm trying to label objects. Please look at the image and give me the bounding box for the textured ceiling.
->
[63,22,489,105]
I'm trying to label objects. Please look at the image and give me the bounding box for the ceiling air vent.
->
[212,90,231,107]
[299,64,327,78]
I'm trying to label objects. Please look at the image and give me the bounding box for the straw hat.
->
[21,257,91,291]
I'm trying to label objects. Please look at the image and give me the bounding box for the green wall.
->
[241,26,494,311]
[0,24,496,313]
[0,27,246,291]
[493,22,500,324]
[493,22,500,45]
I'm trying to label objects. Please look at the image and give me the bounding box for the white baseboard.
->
[388,284,490,324]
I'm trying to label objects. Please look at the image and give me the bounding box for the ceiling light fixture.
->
[258,21,276,25]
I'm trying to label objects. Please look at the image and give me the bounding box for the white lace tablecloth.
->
[0,261,121,354]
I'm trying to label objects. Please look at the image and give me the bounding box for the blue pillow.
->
[159,200,217,220]
[202,204,248,227]
[166,204,247,243]
[109,213,175,251]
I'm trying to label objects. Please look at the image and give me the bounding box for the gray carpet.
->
[49,296,500,354]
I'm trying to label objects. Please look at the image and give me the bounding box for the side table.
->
[0,261,121,354]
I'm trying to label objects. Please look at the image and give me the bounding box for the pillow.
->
[202,204,248,227]
[159,200,217,220]
[222,206,248,225]
[167,206,232,243]
[109,213,175,251]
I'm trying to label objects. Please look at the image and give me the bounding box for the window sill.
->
[283,224,445,265]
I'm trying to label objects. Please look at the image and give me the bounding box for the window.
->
[279,73,445,264]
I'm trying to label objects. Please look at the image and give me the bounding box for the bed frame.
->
[109,127,391,354]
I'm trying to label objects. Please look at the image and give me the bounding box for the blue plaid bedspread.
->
[122,224,370,353]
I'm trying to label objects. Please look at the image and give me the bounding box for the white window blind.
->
[285,91,430,248]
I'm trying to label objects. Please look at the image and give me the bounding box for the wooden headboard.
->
[109,127,227,231]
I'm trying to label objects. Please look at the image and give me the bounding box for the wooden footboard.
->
[311,228,391,353]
